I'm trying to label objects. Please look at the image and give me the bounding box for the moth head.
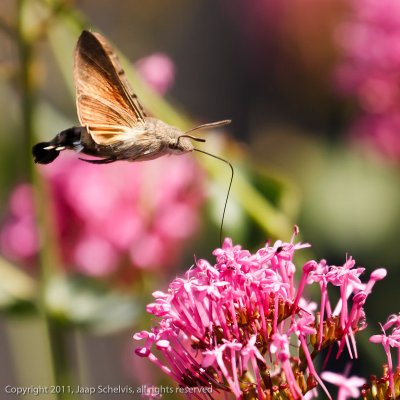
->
[170,119,231,154]
[169,135,195,154]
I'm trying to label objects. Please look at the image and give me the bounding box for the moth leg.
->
[78,157,117,164]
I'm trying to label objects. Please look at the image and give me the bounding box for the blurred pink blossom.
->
[136,53,175,95]
[0,154,203,278]
[0,184,38,261]
[335,0,400,161]
[321,369,366,400]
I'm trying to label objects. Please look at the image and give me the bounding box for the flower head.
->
[135,237,381,399]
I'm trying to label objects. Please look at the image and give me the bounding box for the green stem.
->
[16,0,35,175]
[16,2,72,399]
[47,323,74,399]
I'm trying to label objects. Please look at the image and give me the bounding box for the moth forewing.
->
[74,30,146,147]
[86,31,147,119]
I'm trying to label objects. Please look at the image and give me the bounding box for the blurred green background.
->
[1,0,399,399]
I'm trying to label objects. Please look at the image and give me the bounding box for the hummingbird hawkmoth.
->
[32,30,230,165]
[32,30,233,243]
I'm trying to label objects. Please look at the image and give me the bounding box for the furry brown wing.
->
[74,30,145,145]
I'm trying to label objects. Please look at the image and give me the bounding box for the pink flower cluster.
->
[335,0,400,161]
[135,233,385,399]
[1,153,203,278]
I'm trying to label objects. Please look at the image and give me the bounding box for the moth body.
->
[32,118,193,164]
[108,117,194,161]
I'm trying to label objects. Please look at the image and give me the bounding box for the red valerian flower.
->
[135,234,384,399]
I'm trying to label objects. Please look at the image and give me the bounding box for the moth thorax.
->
[146,118,194,154]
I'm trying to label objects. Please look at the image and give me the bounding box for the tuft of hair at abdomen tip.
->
[32,142,60,164]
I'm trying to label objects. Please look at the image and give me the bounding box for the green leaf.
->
[45,276,138,334]
[0,257,36,309]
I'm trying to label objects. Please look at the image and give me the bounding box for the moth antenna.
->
[194,148,234,246]
[177,119,231,148]
[185,119,231,135]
